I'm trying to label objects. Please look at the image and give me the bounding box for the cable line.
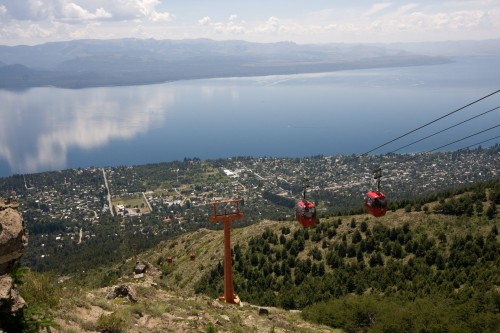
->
[459,135,500,151]
[361,89,500,155]
[389,105,500,153]
[427,124,500,153]
[400,124,500,164]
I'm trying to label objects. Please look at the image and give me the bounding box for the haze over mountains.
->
[1,38,498,89]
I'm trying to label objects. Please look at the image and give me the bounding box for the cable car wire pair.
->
[361,89,500,156]
[363,121,499,218]
[295,89,499,223]
[361,89,500,218]
[388,105,500,154]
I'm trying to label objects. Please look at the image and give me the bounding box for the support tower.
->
[209,199,243,304]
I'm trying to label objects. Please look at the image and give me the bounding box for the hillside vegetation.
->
[12,179,499,332]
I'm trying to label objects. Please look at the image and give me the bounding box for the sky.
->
[0,0,499,46]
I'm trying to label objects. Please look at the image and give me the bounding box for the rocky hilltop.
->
[0,198,28,331]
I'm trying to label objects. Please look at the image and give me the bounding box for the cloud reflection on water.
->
[0,85,174,174]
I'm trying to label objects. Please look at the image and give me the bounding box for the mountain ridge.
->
[0,38,458,89]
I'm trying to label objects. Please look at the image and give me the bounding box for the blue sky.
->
[0,0,499,45]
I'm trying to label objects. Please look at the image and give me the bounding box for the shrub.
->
[96,312,127,333]
[14,270,61,332]
[205,322,218,333]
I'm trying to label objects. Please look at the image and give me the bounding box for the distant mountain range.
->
[0,38,498,89]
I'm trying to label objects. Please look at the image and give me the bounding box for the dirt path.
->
[102,168,114,216]
[142,192,152,212]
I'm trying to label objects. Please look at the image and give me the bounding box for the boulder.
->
[0,275,26,314]
[208,300,224,309]
[133,260,148,274]
[106,284,137,302]
[0,198,28,328]
[133,259,162,277]
[0,199,28,275]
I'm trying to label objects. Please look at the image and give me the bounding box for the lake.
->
[0,55,499,177]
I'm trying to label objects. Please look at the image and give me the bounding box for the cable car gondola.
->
[295,178,317,227]
[364,167,388,217]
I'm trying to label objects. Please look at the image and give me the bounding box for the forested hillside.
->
[194,180,500,332]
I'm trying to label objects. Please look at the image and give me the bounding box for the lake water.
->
[0,56,499,177]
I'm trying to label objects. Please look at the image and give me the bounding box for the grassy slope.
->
[21,198,498,333]
[31,219,341,332]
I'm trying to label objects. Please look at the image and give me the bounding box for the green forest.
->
[195,180,500,332]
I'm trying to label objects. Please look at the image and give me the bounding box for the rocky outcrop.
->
[133,259,161,279]
[0,275,26,312]
[106,284,138,303]
[134,260,148,274]
[0,198,29,326]
[0,199,28,275]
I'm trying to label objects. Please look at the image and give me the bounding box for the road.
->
[142,192,153,212]
[102,168,114,216]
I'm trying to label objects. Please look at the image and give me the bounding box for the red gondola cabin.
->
[364,191,388,217]
[295,200,317,227]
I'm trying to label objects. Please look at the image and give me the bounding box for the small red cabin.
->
[166,256,173,264]
[295,200,317,227]
[364,191,388,217]
[190,253,196,261]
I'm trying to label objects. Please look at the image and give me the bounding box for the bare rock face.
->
[0,198,28,325]
[0,199,28,275]
[0,275,26,312]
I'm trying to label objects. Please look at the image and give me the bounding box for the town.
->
[0,145,498,272]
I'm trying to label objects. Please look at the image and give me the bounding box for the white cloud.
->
[313,4,500,42]
[227,22,245,34]
[363,3,392,17]
[200,15,246,35]
[1,1,500,45]
[255,16,281,33]
[135,0,173,22]
[150,11,172,22]
[253,17,310,36]
[0,0,51,21]
[395,3,419,16]
[0,21,55,40]
[198,16,211,26]
[62,3,111,21]
[26,23,53,38]
[213,21,245,35]
[399,9,492,32]
[133,24,146,36]
[67,22,105,40]
[0,0,173,23]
